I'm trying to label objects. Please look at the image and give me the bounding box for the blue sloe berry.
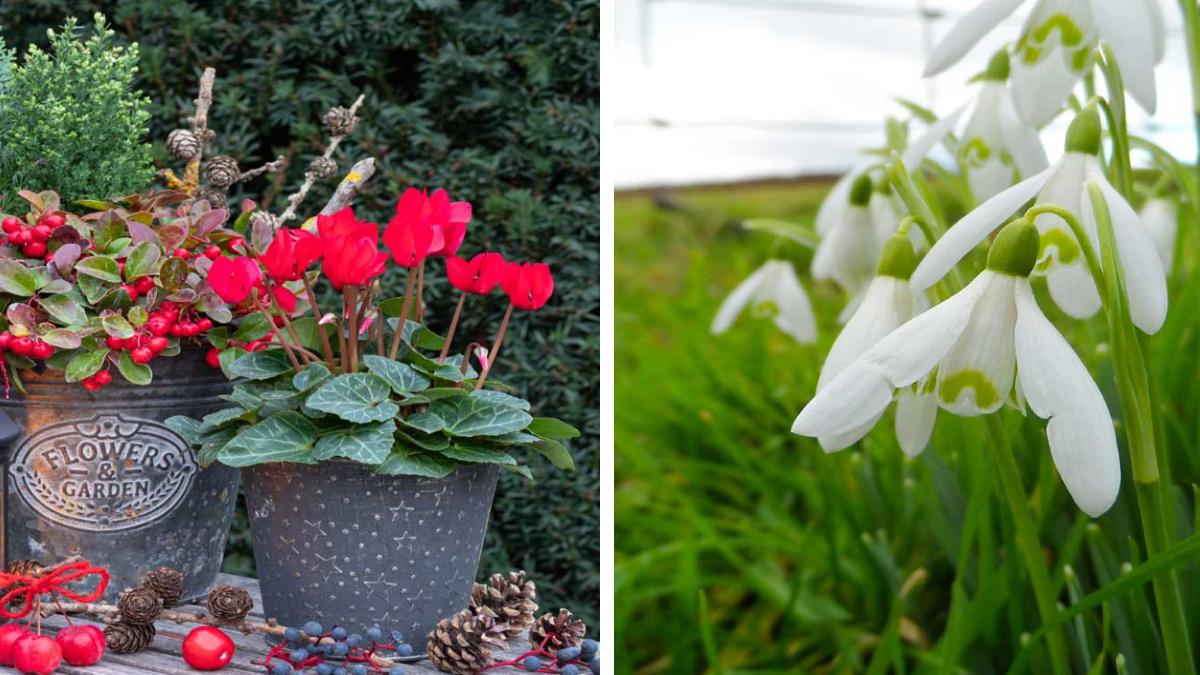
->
[303,621,324,637]
[557,646,581,662]
[523,655,542,671]
[395,643,413,657]
[331,626,348,640]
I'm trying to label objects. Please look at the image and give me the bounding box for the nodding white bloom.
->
[813,173,900,298]
[815,232,936,456]
[924,0,1165,127]
[711,259,817,343]
[1139,198,1177,271]
[794,220,1120,516]
[910,107,1167,334]
[904,51,1047,204]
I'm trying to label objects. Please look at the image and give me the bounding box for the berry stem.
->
[438,291,467,363]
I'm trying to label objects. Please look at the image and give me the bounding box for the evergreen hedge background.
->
[0,0,599,626]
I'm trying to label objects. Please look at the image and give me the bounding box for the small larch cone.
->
[105,621,156,654]
[306,156,337,180]
[470,571,538,639]
[202,155,241,188]
[529,608,586,653]
[427,609,508,675]
[141,566,184,608]
[166,128,200,161]
[118,587,163,625]
[323,106,359,136]
[194,185,228,210]
[206,585,253,624]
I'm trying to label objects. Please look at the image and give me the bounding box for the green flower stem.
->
[985,414,1072,675]
[1179,0,1200,191]
[1085,185,1194,675]
[1096,49,1134,197]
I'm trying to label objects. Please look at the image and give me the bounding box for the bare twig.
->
[239,156,287,184]
[279,94,366,224]
[319,157,377,218]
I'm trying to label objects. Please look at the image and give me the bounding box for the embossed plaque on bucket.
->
[8,414,198,532]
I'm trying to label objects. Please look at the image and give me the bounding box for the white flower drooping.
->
[1139,198,1177,271]
[794,219,1120,516]
[813,173,901,299]
[711,259,817,343]
[814,231,936,456]
[904,51,1048,204]
[910,107,1167,334]
[924,0,1165,127]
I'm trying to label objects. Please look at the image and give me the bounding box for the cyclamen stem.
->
[252,295,301,372]
[438,292,467,363]
[302,275,338,372]
[416,259,427,322]
[475,303,514,391]
[461,342,484,379]
[345,285,361,373]
[268,287,313,365]
[387,268,418,360]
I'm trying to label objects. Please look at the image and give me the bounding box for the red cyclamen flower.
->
[386,188,472,262]
[501,262,554,311]
[207,256,262,304]
[446,252,507,295]
[317,208,389,290]
[261,228,322,282]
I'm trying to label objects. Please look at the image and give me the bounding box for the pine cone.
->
[470,571,538,639]
[6,560,45,577]
[118,588,162,626]
[194,185,228,210]
[248,210,279,234]
[529,609,586,653]
[141,566,184,608]
[206,585,253,624]
[427,609,508,675]
[166,129,201,161]
[105,621,155,654]
[203,155,241,188]
[306,156,338,180]
[324,106,359,136]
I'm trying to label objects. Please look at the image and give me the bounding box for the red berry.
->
[197,318,213,332]
[93,371,112,385]
[173,247,191,259]
[203,245,222,260]
[9,229,28,246]
[30,341,53,360]
[105,335,124,351]
[21,242,45,258]
[120,284,138,302]
[55,625,105,667]
[10,337,34,357]
[0,333,11,351]
[82,378,101,392]
[1,217,21,234]
[130,347,154,364]
[242,340,258,352]
[206,348,222,369]
[181,627,234,671]
[12,634,61,675]
[146,318,171,337]
[148,336,169,353]
[31,225,51,242]
[134,276,156,295]
[0,624,30,666]
[39,214,65,229]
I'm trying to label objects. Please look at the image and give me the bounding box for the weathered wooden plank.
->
[1,575,533,674]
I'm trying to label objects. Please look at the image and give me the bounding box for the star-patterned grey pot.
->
[0,349,240,603]
[242,459,500,652]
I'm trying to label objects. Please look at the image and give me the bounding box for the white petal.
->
[1046,260,1102,319]
[924,0,1025,76]
[1011,47,1080,127]
[792,360,896,438]
[767,260,819,343]
[1140,198,1177,270]
[711,262,771,335]
[816,168,862,237]
[869,192,902,245]
[935,273,1018,415]
[812,205,878,294]
[1093,0,1158,115]
[1083,165,1168,333]
[819,277,914,390]
[902,103,968,170]
[1013,279,1119,516]
[862,273,992,387]
[1142,0,1167,63]
[997,86,1049,178]
[911,166,1054,291]
[819,414,883,453]
[895,387,938,457]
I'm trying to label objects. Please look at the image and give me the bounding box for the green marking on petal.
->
[1037,227,1082,270]
[1072,47,1092,73]
[1032,13,1085,48]
[939,369,1000,409]
[958,137,992,167]
[752,301,780,318]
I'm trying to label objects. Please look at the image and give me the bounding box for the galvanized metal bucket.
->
[242,460,500,650]
[0,349,240,603]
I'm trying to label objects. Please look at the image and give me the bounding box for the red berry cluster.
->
[0,623,105,674]
[81,370,113,392]
[205,329,275,370]
[1,214,63,261]
[0,333,54,360]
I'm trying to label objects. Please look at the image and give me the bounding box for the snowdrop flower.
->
[910,107,1167,334]
[924,0,1165,127]
[813,174,893,298]
[814,232,936,456]
[904,51,1047,203]
[711,259,817,343]
[794,219,1120,516]
[1139,198,1177,271]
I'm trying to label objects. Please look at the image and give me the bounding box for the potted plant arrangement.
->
[165,186,578,650]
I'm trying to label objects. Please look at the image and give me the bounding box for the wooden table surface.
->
[1,573,530,674]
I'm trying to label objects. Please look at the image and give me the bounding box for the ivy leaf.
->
[527,417,580,440]
[313,420,396,464]
[362,355,430,395]
[228,349,294,380]
[430,396,533,438]
[64,348,108,382]
[75,256,122,283]
[40,294,86,326]
[375,447,457,478]
[0,259,37,296]
[117,350,152,385]
[531,439,575,470]
[441,444,517,465]
[306,373,399,423]
[234,312,274,342]
[501,464,535,480]
[124,241,161,278]
[165,416,203,445]
[471,389,531,411]
[220,412,319,466]
[293,362,331,392]
[398,411,444,434]
[199,405,261,435]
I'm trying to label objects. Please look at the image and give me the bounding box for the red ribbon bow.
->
[0,560,109,619]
